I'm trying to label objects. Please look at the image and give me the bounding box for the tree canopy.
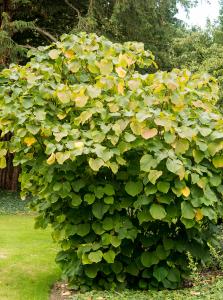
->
[0,0,197,69]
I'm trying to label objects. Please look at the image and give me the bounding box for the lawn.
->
[0,214,60,300]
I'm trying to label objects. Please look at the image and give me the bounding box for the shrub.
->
[0,32,223,290]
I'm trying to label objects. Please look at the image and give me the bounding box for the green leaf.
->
[103,250,116,263]
[84,265,98,278]
[150,204,167,220]
[94,186,105,199]
[204,185,217,203]
[92,202,109,219]
[72,180,85,192]
[199,127,212,137]
[0,156,6,169]
[201,207,217,221]
[213,156,223,168]
[88,250,103,263]
[193,149,204,163]
[209,175,221,187]
[71,194,82,207]
[126,262,139,276]
[125,181,143,197]
[167,268,180,282]
[181,201,195,219]
[102,217,113,231]
[26,124,40,134]
[101,233,111,245]
[148,170,162,184]
[84,193,95,205]
[92,222,105,235]
[124,132,136,142]
[153,267,168,282]
[156,245,170,260]
[145,184,157,195]
[208,141,223,156]
[141,251,159,267]
[111,236,121,247]
[175,139,189,154]
[104,184,115,196]
[104,196,114,204]
[164,132,176,144]
[134,195,153,209]
[56,214,66,223]
[111,262,122,274]
[82,253,91,265]
[77,223,90,237]
[166,158,185,179]
[163,238,174,250]
[137,209,153,224]
[157,181,170,193]
[181,218,195,229]
[140,154,157,172]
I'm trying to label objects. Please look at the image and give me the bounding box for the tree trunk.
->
[0,132,19,191]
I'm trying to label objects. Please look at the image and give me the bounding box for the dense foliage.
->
[0,33,223,290]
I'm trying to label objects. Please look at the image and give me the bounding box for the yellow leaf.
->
[166,80,178,91]
[75,94,89,107]
[153,83,165,94]
[130,121,144,135]
[108,103,119,113]
[115,67,127,78]
[74,141,84,149]
[128,80,140,91]
[195,209,203,221]
[89,158,104,171]
[68,61,80,73]
[88,63,99,74]
[197,177,207,189]
[64,50,75,59]
[77,111,92,124]
[24,137,36,147]
[55,152,70,164]
[49,49,60,59]
[118,53,134,67]
[181,186,190,197]
[57,91,71,104]
[97,59,113,75]
[117,82,124,95]
[141,128,157,139]
[47,153,56,165]
[57,113,67,120]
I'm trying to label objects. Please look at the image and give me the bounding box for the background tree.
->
[0,0,197,69]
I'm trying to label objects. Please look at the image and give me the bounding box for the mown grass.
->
[0,214,60,300]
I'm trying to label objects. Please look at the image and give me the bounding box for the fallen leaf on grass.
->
[190,291,201,296]
[62,291,71,296]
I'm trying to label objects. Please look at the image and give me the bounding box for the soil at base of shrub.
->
[50,282,73,300]
[50,270,223,299]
